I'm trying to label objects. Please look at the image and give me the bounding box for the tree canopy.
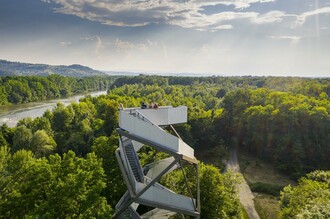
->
[0,75,329,218]
[0,147,112,218]
[0,75,115,105]
[279,170,330,219]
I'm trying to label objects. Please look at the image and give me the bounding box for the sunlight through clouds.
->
[1,0,330,76]
[48,0,330,32]
[48,0,281,31]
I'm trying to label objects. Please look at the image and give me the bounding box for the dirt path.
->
[226,148,260,219]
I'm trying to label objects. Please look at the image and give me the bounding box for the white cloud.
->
[107,38,160,55]
[80,36,95,41]
[222,0,275,9]
[79,35,103,54]
[49,0,281,31]
[112,38,136,50]
[270,35,301,44]
[294,7,330,27]
[59,41,72,46]
[95,35,103,54]
[252,11,286,24]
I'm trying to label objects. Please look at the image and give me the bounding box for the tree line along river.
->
[0,91,107,127]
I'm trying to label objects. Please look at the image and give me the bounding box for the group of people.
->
[141,101,158,109]
[118,102,159,110]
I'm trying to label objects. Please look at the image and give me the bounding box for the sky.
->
[0,0,330,77]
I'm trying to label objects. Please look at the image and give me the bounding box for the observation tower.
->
[114,106,200,218]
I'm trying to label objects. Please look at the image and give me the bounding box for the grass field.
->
[238,153,296,187]
[238,152,296,219]
[254,194,280,219]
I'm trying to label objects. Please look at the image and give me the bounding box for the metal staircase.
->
[123,139,144,183]
[114,106,200,219]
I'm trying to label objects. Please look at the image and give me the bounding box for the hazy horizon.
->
[1,0,330,77]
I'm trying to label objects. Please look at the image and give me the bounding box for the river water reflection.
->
[0,91,107,127]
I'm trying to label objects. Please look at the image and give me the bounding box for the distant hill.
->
[103,70,214,77]
[0,60,106,77]
[104,71,140,76]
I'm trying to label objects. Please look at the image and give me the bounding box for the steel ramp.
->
[114,106,200,219]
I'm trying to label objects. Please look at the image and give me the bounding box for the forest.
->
[0,75,115,105]
[0,75,329,218]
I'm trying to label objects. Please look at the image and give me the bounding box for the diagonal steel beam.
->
[113,152,181,219]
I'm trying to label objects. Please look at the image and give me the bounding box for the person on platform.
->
[141,102,147,109]
[119,103,124,110]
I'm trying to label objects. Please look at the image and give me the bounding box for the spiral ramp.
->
[114,106,200,219]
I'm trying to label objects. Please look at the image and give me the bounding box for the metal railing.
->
[129,109,164,131]
[114,106,200,219]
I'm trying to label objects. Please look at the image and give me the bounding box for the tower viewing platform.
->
[114,106,200,219]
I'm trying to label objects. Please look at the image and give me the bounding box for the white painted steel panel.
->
[141,209,176,219]
[132,140,144,151]
[120,106,187,126]
[121,113,179,153]
[139,186,196,213]
[119,110,134,130]
[167,106,187,125]
[178,140,194,158]
[138,107,169,125]
[146,157,179,179]
[119,106,194,158]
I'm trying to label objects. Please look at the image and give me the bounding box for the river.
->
[0,91,107,127]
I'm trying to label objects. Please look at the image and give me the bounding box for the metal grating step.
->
[125,141,143,183]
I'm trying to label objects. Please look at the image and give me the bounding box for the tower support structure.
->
[113,106,200,219]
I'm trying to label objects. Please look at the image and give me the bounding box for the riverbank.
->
[0,90,107,127]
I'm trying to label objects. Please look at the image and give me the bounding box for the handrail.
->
[114,106,200,219]
[170,125,182,140]
[134,109,164,131]
[120,137,135,186]
[115,191,130,209]
[120,137,141,187]
[144,177,176,194]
